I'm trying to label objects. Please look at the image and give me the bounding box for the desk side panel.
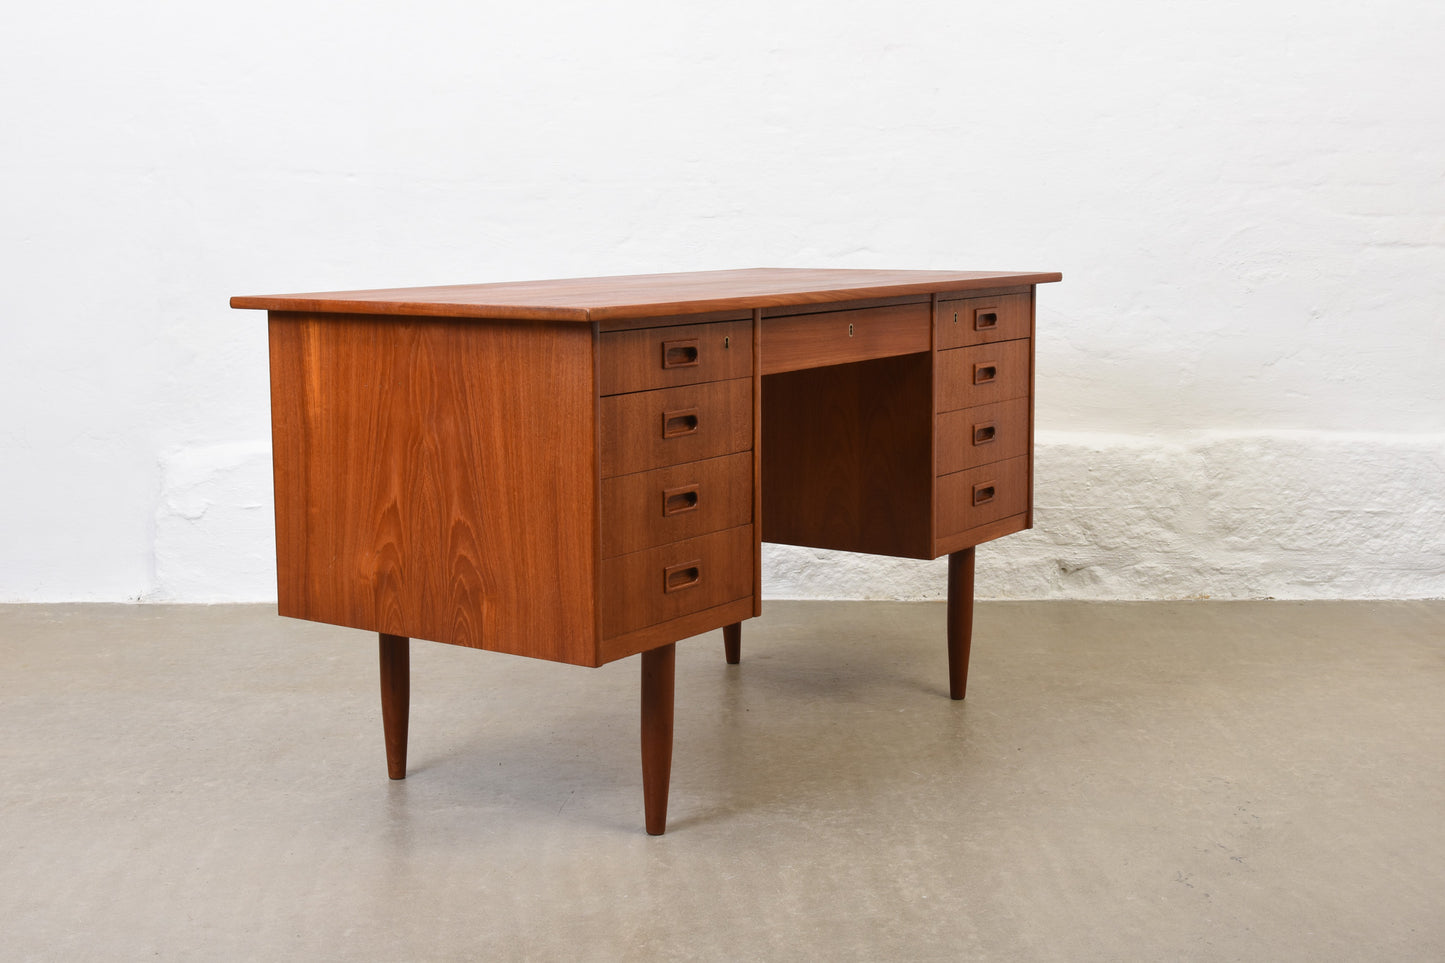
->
[268,312,597,665]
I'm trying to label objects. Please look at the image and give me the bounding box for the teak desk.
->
[232,267,1062,834]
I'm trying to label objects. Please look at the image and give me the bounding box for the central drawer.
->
[762,302,930,375]
[600,377,753,477]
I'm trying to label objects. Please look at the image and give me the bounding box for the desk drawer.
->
[601,525,754,638]
[600,319,753,395]
[936,293,1031,348]
[601,378,752,477]
[935,455,1029,539]
[936,398,1029,475]
[935,339,1030,413]
[602,453,752,558]
[762,302,930,375]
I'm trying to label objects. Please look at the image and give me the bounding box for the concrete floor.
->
[1,601,1442,961]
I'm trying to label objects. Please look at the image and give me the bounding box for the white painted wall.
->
[2,0,1442,602]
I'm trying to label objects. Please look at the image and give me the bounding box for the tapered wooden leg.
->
[947,547,976,701]
[379,633,410,779]
[640,643,676,836]
[722,622,741,665]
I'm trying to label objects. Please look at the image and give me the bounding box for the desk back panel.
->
[267,313,599,665]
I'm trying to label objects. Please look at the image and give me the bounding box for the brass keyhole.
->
[848,323,854,337]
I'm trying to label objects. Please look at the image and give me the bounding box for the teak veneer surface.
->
[232,268,1063,322]
[268,312,597,664]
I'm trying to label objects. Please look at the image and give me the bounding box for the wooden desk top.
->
[231,267,1063,323]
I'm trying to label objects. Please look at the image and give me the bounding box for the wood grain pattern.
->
[761,355,933,559]
[601,525,754,639]
[935,339,1032,413]
[600,378,752,477]
[600,319,753,394]
[935,292,1033,349]
[267,312,598,665]
[935,456,1030,540]
[601,453,753,558]
[760,302,931,375]
[234,268,1063,322]
[935,398,1031,475]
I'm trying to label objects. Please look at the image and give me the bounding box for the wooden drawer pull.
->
[662,407,700,438]
[972,422,997,446]
[973,363,997,385]
[662,484,700,516]
[974,308,999,331]
[662,339,700,369]
[663,559,702,593]
[972,482,996,506]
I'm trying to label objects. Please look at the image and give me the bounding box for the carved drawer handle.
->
[973,422,998,446]
[972,483,996,506]
[974,308,999,330]
[662,485,700,516]
[662,407,700,438]
[664,559,702,593]
[973,364,998,385]
[662,339,700,369]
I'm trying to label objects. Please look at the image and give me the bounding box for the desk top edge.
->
[231,268,1063,322]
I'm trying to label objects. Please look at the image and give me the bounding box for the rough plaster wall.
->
[2,0,1442,601]
[766,431,1445,601]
